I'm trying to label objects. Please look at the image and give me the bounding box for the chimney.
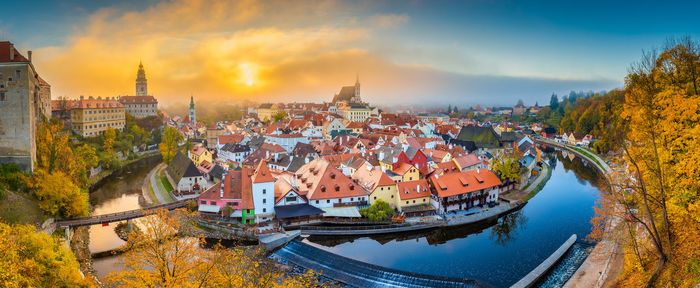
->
[292,175,297,188]
[27,50,32,62]
[8,43,14,61]
[266,150,270,159]
[80,95,84,100]
[416,184,420,193]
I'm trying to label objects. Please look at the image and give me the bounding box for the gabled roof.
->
[397,179,431,200]
[393,162,416,176]
[351,162,395,192]
[167,151,202,184]
[252,160,275,183]
[0,41,28,62]
[456,125,500,148]
[453,154,480,169]
[429,169,502,198]
[294,158,369,200]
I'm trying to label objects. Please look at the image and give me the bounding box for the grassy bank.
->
[0,190,44,226]
[523,162,552,201]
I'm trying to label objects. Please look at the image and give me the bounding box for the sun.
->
[239,62,257,87]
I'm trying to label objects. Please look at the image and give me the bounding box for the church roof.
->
[332,85,357,104]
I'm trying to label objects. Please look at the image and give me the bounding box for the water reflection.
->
[306,154,604,287]
[490,209,527,247]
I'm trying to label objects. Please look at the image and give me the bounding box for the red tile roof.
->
[252,160,275,183]
[0,41,28,62]
[294,158,369,200]
[118,95,157,104]
[454,154,480,169]
[351,162,395,192]
[393,162,415,176]
[429,169,501,198]
[397,179,431,200]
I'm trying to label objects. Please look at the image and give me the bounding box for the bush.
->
[0,164,30,193]
[186,200,198,212]
[359,200,394,222]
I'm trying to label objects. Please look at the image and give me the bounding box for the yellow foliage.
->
[31,169,89,218]
[0,222,90,287]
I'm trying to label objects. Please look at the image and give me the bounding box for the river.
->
[88,157,158,279]
[303,151,605,288]
[89,151,605,287]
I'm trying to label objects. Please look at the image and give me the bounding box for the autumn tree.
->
[31,169,89,218]
[0,222,90,287]
[159,126,182,164]
[590,37,700,287]
[106,209,328,288]
[492,152,523,184]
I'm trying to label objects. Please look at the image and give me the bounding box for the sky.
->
[2,0,699,107]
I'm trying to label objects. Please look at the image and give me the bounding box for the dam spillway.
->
[273,239,488,288]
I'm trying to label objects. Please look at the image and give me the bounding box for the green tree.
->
[272,111,287,122]
[359,200,394,222]
[549,93,559,110]
[159,127,183,164]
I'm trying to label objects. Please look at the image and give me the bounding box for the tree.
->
[159,127,182,164]
[272,111,287,122]
[105,208,326,287]
[31,169,89,218]
[589,38,700,287]
[549,93,559,110]
[491,154,523,184]
[182,140,194,155]
[35,119,70,174]
[359,200,394,222]
[0,223,90,287]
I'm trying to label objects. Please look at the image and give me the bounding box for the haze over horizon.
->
[2,0,699,107]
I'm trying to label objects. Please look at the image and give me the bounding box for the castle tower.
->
[353,73,361,103]
[189,96,196,125]
[135,61,147,96]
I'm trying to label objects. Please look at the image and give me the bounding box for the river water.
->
[89,151,604,287]
[304,152,604,288]
[88,157,158,279]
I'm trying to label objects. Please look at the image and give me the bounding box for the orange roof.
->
[429,169,502,198]
[435,161,460,174]
[393,162,416,176]
[252,160,275,183]
[294,158,369,200]
[0,41,28,62]
[423,149,449,161]
[260,143,286,153]
[191,145,208,156]
[397,179,431,200]
[351,162,395,192]
[218,134,245,145]
[118,95,157,104]
[454,154,480,169]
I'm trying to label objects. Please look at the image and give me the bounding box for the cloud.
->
[370,13,409,28]
[28,0,618,110]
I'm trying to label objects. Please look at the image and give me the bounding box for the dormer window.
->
[320,185,326,192]
[330,173,335,179]
[334,185,340,192]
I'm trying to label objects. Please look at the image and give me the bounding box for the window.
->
[210,201,216,205]
[263,208,266,213]
[326,200,330,203]
[201,200,206,205]
[262,199,266,204]
[391,195,394,198]
[316,200,319,204]
[15,70,21,80]
[0,92,5,101]
[262,189,266,194]
[374,196,377,200]
[286,196,296,202]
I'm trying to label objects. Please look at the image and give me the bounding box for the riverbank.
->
[88,152,161,193]
[536,139,624,288]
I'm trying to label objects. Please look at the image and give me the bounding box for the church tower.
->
[135,61,147,96]
[189,96,196,125]
[353,73,361,103]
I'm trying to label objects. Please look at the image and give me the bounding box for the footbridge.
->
[55,200,188,228]
[274,240,488,288]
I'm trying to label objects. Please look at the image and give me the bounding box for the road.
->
[148,163,176,204]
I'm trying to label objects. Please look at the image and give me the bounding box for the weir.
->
[510,234,578,288]
[274,240,486,288]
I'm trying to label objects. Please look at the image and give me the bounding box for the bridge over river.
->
[55,200,188,228]
[274,240,487,288]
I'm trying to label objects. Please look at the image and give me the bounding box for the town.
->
[1,2,698,286]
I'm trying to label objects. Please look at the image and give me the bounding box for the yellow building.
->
[396,179,432,213]
[388,162,420,182]
[68,96,125,137]
[190,144,213,166]
[338,103,372,122]
[257,103,279,122]
[352,163,398,208]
